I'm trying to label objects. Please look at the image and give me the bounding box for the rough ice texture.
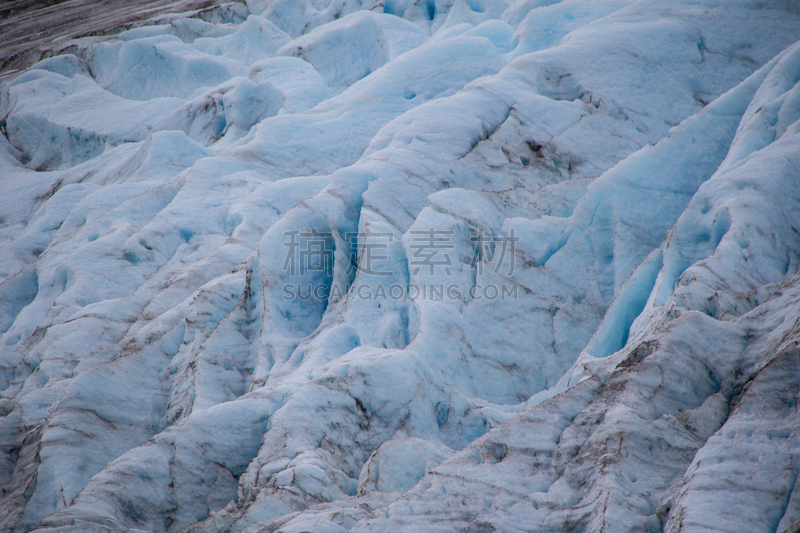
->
[1,0,800,532]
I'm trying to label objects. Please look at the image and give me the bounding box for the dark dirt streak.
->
[0,0,226,83]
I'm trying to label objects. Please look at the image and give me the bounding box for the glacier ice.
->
[1,0,800,532]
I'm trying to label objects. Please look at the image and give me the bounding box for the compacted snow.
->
[1,0,800,532]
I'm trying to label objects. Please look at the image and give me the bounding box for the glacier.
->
[1,0,800,532]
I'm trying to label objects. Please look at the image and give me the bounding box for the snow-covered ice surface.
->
[1,0,800,531]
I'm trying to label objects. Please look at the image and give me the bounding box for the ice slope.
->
[0,0,799,532]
